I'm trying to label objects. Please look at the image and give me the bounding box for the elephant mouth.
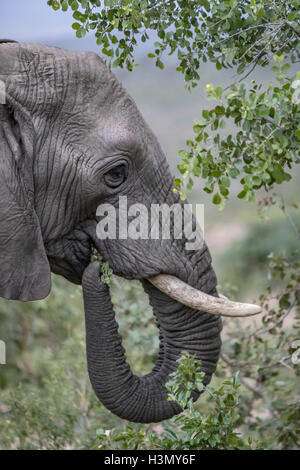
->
[90,243,262,318]
[47,222,261,318]
[61,216,261,318]
[86,220,261,319]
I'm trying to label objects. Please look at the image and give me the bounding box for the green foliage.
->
[220,248,300,449]
[165,353,257,450]
[0,275,84,390]
[95,352,259,450]
[90,251,113,286]
[0,277,113,450]
[0,331,98,450]
[0,275,157,449]
[176,67,300,205]
[47,0,300,205]
[47,1,300,83]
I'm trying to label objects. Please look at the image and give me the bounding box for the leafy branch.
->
[174,63,300,206]
[95,352,260,450]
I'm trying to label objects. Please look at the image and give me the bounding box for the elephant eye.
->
[104,164,128,188]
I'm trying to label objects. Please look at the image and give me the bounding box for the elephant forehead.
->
[98,119,144,152]
[87,103,150,154]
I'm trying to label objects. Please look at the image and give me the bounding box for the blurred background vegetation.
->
[0,0,299,450]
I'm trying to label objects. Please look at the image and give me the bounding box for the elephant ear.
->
[0,44,51,301]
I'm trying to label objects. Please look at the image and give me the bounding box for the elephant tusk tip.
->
[148,274,263,318]
[219,294,262,317]
[238,303,263,317]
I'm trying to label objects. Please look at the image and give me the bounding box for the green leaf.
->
[212,193,222,205]
[237,189,247,199]
[219,119,226,129]
[61,0,68,11]
[69,0,79,10]
[50,0,60,10]
[178,164,187,175]
[215,86,223,99]
[72,22,81,30]
[156,58,164,70]
[174,178,181,188]
[76,26,86,38]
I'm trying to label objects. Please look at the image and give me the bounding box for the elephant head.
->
[0,42,260,423]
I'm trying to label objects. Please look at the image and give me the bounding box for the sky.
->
[1,0,77,43]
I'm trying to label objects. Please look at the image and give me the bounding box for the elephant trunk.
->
[82,262,222,423]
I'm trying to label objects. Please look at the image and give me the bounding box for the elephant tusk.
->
[148,274,262,318]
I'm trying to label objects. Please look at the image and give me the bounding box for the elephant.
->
[0,41,261,423]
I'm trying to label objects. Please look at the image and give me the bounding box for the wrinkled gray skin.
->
[0,42,222,423]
